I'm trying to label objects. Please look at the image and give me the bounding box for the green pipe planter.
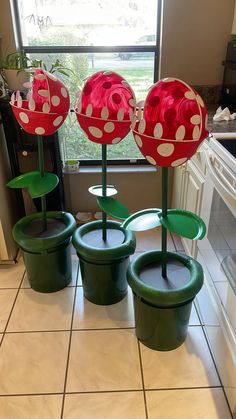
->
[127,250,204,351]
[13,211,76,293]
[72,220,136,305]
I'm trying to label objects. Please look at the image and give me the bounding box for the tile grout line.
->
[0,268,25,349]
[199,323,234,419]
[0,384,225,398]
[137,340,149,419]
[4,326,136,334]
[60,257,80,419]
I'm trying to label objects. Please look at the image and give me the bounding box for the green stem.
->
[161,167,168,278]
[102,144,107,241]
[37,135,47,231]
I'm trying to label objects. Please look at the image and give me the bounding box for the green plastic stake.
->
[37,135,47,231]
[102,144,107,241]
[162,167,168,279]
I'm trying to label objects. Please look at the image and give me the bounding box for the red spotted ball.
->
[132,78,208,167]
[10,68,70,136]
[75,71,136,145]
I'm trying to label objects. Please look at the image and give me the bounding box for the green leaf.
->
[122,209,162,231]
[160,209,206,240]
[97,197,130,220]
[29,173,59,198]
[7,171,40,189]
[7,171,59,198]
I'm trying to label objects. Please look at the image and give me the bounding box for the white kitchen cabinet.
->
[171,147,207,257]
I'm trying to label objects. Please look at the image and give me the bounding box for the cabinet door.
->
[182,160,205,257]
[171,165,187,209]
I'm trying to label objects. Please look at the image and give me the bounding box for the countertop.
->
[207,105,236,134]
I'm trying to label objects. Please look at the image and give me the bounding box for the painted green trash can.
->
[73,220,136,305]
[127,250,204,351]
[13,211,76,293]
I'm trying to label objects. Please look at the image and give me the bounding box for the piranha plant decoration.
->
[101,77,209,350]
[72,70,136,305]
[7,68,76,292]
[127,77,208,350]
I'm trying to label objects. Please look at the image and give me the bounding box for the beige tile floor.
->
[0,233,233,419]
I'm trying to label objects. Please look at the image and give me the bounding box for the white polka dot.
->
[22,82,32,89]
[19,112,29,123]
[77,101,82,113]
[112,137,121,144]
[129,98,136,107]
[10,92,15,103]
[28,98,35,111]
[184,91,196,100]
[35,127,45,135]
[101,107,109,119]
[196,95,204,107]
[86,104,93,117]
[131,117,137,130]
[117,108,124,121]
[146,155,157,165]
[104,122,115,133]
[154,123,163,138]
[53,116,63,126]
[61,87,68,98]
[38,89,49,97]
[162,77,176,82]
[157,143,174,157]
[17,96,22,108]
[175,125,186,141]
[135,135,142,147]
[171,157,187,167]
[51,96,60,106]
[192,125,200,140]
[34,74,46,80]
[88,126,103,138]
[190,114,201,125]
[42,103,50,113]
[138,119,146,134]
[46,72,57,81]
[129,109,134,120]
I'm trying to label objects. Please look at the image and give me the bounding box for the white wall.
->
[161,0,235,85]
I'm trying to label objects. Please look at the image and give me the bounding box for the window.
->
[13,0,161,164]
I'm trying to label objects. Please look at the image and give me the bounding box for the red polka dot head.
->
[132,77,208,167]
[10,69,70,136]
[75,70,136,145]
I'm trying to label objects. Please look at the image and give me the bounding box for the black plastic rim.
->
[127,250,204,307]
[72,220,136,262]
[13,211,76,252]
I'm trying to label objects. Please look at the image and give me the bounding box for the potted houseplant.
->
[0,50,31,91]
[72,70,136,305]
[7,68,76,292]
[0,51,74,91]
[101,78,209,350]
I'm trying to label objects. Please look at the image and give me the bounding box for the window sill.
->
[63,164,158,175]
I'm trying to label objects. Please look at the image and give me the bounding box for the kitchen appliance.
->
[196,134,236,415]
[221,40,236,110]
